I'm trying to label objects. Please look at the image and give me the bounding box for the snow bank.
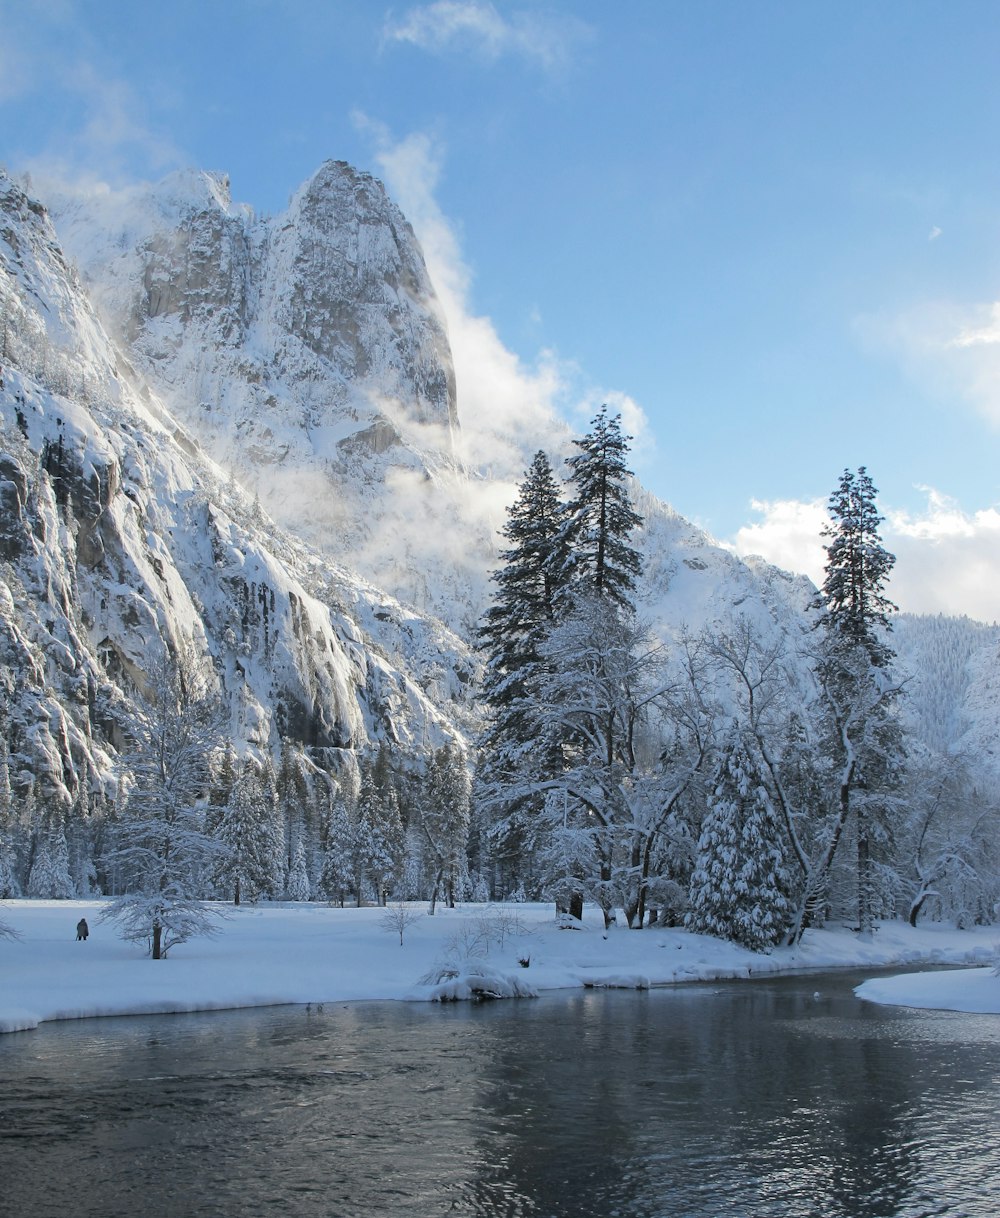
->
[1,899,998,1034]
[855,967,1000,1014]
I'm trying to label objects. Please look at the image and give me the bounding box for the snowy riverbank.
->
[2,899,998,1034]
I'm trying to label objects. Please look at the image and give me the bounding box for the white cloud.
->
[950,301,1000,349]
[731,490,1000,622]
[928,225,942,241]
[382,0,591,71]
[732,497,828,586]
[0,7,180,190]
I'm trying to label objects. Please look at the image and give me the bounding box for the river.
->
[2,969,999,1217]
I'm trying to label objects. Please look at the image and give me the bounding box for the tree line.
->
[475,412,998,947]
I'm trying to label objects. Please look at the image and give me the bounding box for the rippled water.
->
[2,970,999,1217]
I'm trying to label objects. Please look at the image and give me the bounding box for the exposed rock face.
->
[49,163,459,604]
[0,169,472,813]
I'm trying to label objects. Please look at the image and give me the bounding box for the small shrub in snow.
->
[380,900,423,946]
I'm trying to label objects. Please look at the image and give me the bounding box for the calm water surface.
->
[2,970,999,1218]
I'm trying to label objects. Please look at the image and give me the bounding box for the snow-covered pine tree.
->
[477,451,568,892]
[276,739,317,888]
[26,810,74,898]
[320,793,355,906]
[286,837,311,901]
[560,405,644,608]
[353,763,403,906]
[687,729,791,950]
[100,644,225,959]
[479,450,567,722]
[815,467,897,669]
[211,759,282,906]
[418,743,472,913]
[0,736,20,898]
[812,467,903,937]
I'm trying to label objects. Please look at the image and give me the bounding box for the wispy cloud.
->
[351,112,657,585]
[950,301,1000,349]
[857,298,1000,427]
[0,5,180,190]
[357,113,572,471]
[382,1,592,72]
[731,490,1000,622]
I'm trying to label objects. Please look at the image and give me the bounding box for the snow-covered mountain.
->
[0,170,474,811]
[2,160,998,813]
[44,162,477,629]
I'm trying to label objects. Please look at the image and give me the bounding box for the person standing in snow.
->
[76,918,89,941]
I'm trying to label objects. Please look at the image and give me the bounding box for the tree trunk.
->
[152,921,162,960]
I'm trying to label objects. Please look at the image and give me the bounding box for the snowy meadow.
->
[2,899,999,1036]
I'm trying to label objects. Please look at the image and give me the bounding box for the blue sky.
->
[2,0,999,618]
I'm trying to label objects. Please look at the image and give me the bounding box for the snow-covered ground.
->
[2,899,997,1035]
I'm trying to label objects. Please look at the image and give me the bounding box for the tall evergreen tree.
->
[477,451,568,891]
[814,467,897,668]
[27,814,73,899]
[561,405,643,607]
[0,737,20,899]
[211,760,282,906]
[320,794,355,907]
[286,837,311,902]
[479,450,567,735]
[353,764,403,906]
[812,467,902,937]
[418,744,472,913]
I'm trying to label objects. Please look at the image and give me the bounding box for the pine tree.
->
[561,405,644,608]
[812,467,902,938]
[418,744,472,913]
[286,838,311,901]
[687,730,791,950]
[320,794,355,907]
[26,816,74,898]
[0,738,20,899]
[477,451,569,827]
[353,765,403,906]
[814,467,896,669]
[479,450,567,713]
[211,760,282,906]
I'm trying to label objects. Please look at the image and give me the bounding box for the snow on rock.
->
[1,168,471,810]
[418,963,540,1002]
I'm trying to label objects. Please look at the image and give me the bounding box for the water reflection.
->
[2,972,999,1217]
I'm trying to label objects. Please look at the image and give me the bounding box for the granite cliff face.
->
[0,169,472,815]
[48,162,461,610]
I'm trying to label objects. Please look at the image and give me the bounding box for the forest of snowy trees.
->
[474,425,1000,946]
[1,407,998,957]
